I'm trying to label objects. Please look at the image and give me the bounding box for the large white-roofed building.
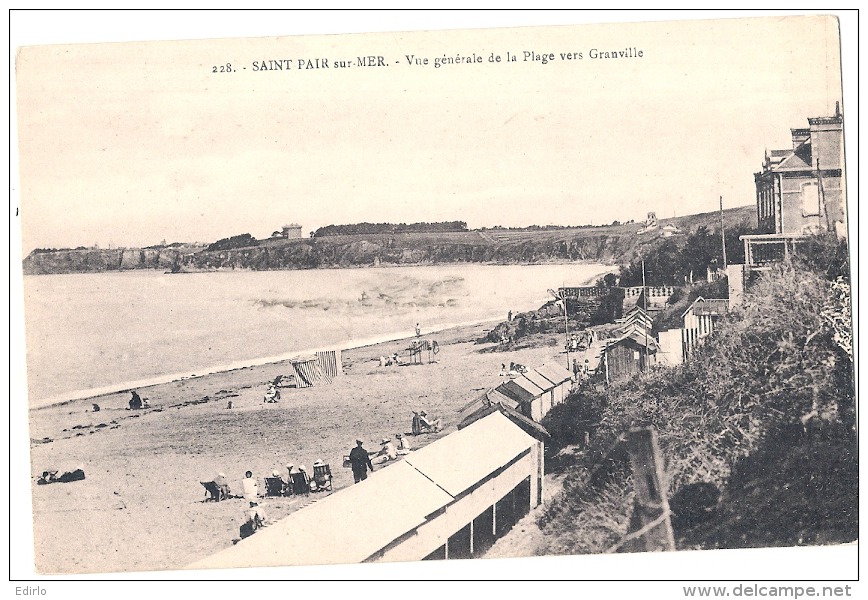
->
[187,410,546,570]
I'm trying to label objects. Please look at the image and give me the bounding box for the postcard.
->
[10,10,858,590]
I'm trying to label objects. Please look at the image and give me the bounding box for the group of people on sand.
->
[379,353,404,367]
[263,380,281,403]
[377,323,424,368]
[372,433,412,464]
[213,463,331,501]
[346,432,415,483]
[499,362,527,379]
[210,463,333,540]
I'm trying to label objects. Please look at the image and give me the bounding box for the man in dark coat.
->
[348,440,374,483]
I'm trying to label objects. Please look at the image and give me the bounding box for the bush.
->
[542,390,606,454]
[206,233,259,252]
[537,253,854,555]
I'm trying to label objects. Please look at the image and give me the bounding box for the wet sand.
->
[28,322,571,574]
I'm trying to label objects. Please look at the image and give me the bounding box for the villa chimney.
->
[790,128,810,150]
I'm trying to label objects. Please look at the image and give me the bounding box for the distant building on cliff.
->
[282,223,303,239]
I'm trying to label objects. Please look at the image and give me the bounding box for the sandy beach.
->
[27,319,573,574]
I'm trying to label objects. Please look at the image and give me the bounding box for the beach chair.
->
[312,463,333,492]
[290,471,311,496]
[264,477,286,497]
[201,481,223,502]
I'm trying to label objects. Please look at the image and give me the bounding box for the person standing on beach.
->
[129,390,142,410]
[415,323,421,337]
[348,440,374,483]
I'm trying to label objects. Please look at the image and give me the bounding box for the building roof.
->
[496,379,538,404]
[618,305,653,322]
[187,460,452,569]
[487,387,519,408]
[457,387,518,423]
[511,376,546,398]
[404,411,536,497]
[523,369,554,392]
[681,296,730,319]
[617,313,654,331]
[534,363,573,386]
[773,141,814,172]
[187,411,537,570]
[458,401,551,441]
[603,328,659,353]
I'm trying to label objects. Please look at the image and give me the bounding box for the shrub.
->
[537,253,854,555]
[206,233,259,252]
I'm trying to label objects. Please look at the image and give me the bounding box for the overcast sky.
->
[12,11,850,253]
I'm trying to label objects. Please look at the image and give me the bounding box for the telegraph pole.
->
[549,288,571,372]
[642,260,648,371]
[719,196,727,270]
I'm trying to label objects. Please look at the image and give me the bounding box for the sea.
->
[21,263,612,408]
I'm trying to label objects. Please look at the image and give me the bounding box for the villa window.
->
[801,182,820,217]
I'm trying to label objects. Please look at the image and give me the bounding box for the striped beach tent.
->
[288,356,332,388]
[315,349,342,379]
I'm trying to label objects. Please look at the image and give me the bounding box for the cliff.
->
[22,247,185,275]
[22,206,756,275]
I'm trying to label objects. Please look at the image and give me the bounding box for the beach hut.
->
[681,297,730,357]
[495,376,547,421]
[457,387,518,425]
[278,350,343,388]
[534,363,573,407]
[656,328,684,366]
[601,328,659,384]
[186,411,546,569]
[522,369,556,417]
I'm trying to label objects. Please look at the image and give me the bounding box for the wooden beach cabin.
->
[522,369,557,417]
[681,297,729,358]
[533,364,573,407]
[457,387,518,426]
[495,376,547,422]
[656,328,684,366]
[186,411,546,569]
[601,327,659,384]
[615,305,654,332]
